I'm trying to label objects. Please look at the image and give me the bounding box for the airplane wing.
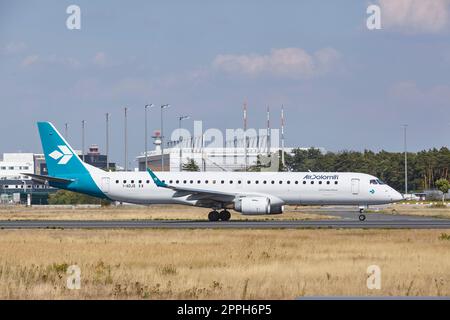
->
[146,168,284,208]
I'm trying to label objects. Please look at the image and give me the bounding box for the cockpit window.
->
[370,179,378,185]
[376,179,385,185]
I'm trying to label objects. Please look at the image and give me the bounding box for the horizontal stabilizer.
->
[22,173,73,185]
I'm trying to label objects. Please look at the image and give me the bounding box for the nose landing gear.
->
[208,210,231,222]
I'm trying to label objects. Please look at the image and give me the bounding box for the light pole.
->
[106,113,110,171]
[124,107,128,171]
[144,104,154,171]
[178,115,190,171]
[65,123,69,140]
[81,120,86,162]
[160,104,170,171]
[402,124,408,197]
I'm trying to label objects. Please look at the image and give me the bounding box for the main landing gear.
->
[208,210,231,222]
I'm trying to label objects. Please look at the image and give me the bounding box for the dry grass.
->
[375,204,450,219]
[0,229,449,299]
[0,205,336,221]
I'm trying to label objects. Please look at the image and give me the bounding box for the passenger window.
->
[271,181,275,184]
[319,181,322,184]
[169,180,173,184]
[205,180,209,184]
[255,181,259,184]
[295,181,298,184]
[247,181,251,184]
[146,180,150,184]
[139,180,142,184]
[279,181,283,184]
[190,180,193,184]
[238,180,242,184]
[221,180,224,184]
[326,181,330,184]
[229,180,233,184]
[197,180,201,184]
[183,180,187,184]
[303,181,306,184]
[116,180,119,184]
[176,180,179,184]
[212,180,216,184]
[311,181,314,184]
[131,180,134,184]
[263,181,267,184]
[287,181,290,184]
[334,181,338,185]
[123,180,127,184]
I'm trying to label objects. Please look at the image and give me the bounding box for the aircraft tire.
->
[208,210,220,222]
[219,210,231,221]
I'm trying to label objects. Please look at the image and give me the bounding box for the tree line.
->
[284,147,450,192]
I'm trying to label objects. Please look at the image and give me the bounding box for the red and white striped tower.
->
[243,100,248,171]
[266,105,271,156]
[281,105,285,167]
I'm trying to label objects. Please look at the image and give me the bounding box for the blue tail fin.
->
[37,122,107,198]
[37,122,89,179]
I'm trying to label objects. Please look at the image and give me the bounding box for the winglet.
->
[147,167,168,187]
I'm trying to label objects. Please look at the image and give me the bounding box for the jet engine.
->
[234,197,284,215]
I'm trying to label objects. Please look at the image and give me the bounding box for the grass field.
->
[373,204,450,219]
[0,228,449,299]
[0,205,337,221]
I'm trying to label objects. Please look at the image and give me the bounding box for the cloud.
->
[20,54,81,69]
[2,42,27,55]
[93,52,107,66]
[389,81,450,106]
[378,0,450,33]
[21,55,39,67]
[212,47,340,78]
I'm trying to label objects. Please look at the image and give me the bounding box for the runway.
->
[1,207,449,229]
[1,218,450,229]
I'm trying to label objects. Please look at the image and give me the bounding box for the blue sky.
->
[1,0,450,167]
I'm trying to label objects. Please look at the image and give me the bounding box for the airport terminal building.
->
[0,146,115,205]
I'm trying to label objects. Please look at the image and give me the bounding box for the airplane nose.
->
[392,190,403,202]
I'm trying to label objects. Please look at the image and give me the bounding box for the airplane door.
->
[101,177,110,193]
[351,178,360,195]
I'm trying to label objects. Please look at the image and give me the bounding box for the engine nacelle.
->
[234,197,284,215]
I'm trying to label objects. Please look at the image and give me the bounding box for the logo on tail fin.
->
[49,145,73,165]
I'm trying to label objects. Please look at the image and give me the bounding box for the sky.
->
[1,0,450,167]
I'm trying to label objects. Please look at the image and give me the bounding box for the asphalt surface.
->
[0,207,449,229]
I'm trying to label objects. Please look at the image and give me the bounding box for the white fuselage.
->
[89,170,403,208]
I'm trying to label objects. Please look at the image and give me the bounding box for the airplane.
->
[25,122,404,222]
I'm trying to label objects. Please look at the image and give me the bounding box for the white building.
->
[136,147,320,172]
[0,153,34,180]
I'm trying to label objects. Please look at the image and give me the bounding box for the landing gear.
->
[208,210,231,222]
[219,210,231,221]
[208,210,220,222]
